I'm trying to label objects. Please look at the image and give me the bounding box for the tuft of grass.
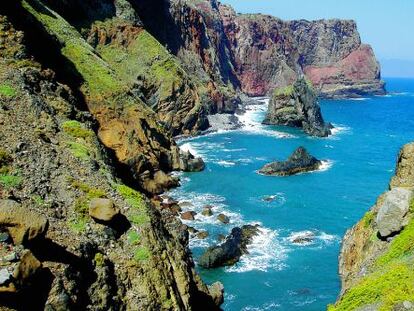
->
[62,120,93,139]
[116,184,150,227]
[116,184,145,210]
[32,194,45,206]
[127,230,140,245]
[0,174,22,189]
[0,83,16,97]
[274,85,294,97]
[94,252,105,267]
[134,247,151,262]
[69,217,87,233]
[362,211,375,228]
[65,141,90,160]
[70,179,106,199]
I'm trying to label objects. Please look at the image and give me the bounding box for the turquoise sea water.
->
[168,78,414,310]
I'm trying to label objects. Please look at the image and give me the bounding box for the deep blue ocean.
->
[168,78,414,311]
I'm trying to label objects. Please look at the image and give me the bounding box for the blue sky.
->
[220,0,414,77]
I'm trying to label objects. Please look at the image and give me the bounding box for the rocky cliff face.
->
[219,6,385,98]
[0,14,220,310]
[330,143,414,310]
[136,0,384,99]
[263,77,332,137]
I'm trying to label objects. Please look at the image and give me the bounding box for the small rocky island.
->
[263,77,333,137]
[198,225,260,268]
[259,147,322,176]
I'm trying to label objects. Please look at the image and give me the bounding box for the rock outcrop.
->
[0,14,220,310]
[259,147,322,176]
[198,225,259,268]
[330,143,414,310]
[263,77,333,136]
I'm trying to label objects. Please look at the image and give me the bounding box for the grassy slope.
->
[329,204,414,311]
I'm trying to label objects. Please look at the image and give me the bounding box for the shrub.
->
[134,247,150,262]
[62,120,93,139]
[0,83,16,97]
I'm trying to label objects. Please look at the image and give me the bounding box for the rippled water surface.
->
[168,78,414,310]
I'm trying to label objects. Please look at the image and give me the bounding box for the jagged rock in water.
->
[179,150,205,172]
[263,78,333,137]
[181,211,197,221]
[259,147,322,176]
[198,225,260,268]
[217,213,230,224]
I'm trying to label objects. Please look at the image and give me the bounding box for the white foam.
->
[226,227,287,273]
[236,99,296,139]
[180,142,199,157]
[217,160,236,167]
[261,193,287,207]
[318,160,334,172]
[347,97,370,101]
[286,230,339,247]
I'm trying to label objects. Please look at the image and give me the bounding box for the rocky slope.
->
[330,143,414,310]
[0,6,221,311]
[144,0,383,99]
[263,77,333,137]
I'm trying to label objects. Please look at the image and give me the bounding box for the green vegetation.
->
[276,106,296,115]
[69,179,106,199]
[94,252,105,267]
[0,148,11,174]
[32,194,45,206]
[0,174,22,189]
[409,197,414,213]
[127,230,141,245]
[362,210,375,228]
[329,263,414,311]
[331,217,414,310]
[375,219,414,267]
[69,217,87,233]
[22,0,125,98]
[116,184,150,226]
[134,246,151,262]
[0,83,16,97]
[62,120,93,139]
[274,85,294,97]
[65,141,90,160]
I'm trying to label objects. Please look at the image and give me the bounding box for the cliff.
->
[0,3,220,311]
[135,0,384,99]
[263,77,332,137]
[330,143,414,310]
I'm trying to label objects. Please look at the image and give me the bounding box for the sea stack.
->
[259,147,322,176]
[263,77,333,137]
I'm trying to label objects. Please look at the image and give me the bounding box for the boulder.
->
[217,214,229,224]
[89,198,119,222]
[202,206,213,217]
[198,225,260,268]
[0,249,42,293]
[376,188,413,238]
[179,150,205,172]
[0,200,48,245]
[288,231,316,245]
[181,211,197,221]
[196,231,209,239]
[259,146,321,176]
[208,281,224,306]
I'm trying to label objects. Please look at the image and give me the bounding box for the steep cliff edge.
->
[0,15,220,310]
[330,143,414,310]
[4,0,209,194]
[263,77,332,137]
